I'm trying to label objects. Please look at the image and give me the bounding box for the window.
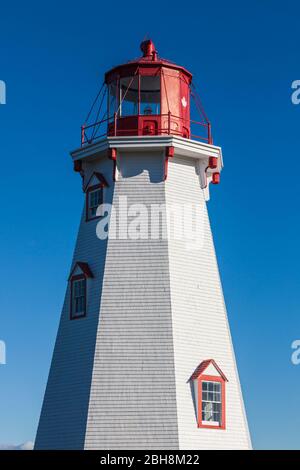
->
[70,276,86,319]
[108,80,118,120]
[85,172,108,222]
[86,185,103,221]
[201,381,222,425]
[119,76,139,117]
[116,75,161,117]
[189,359,227,430]
[140,76,160,115]
[198,375,226,429]
[89,188,102,217]
[68,262,93,320]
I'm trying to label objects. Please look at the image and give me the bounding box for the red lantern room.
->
[105,39,192,138]
[81,40,212,146]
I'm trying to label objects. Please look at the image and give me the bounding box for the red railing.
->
[80,112,212,147]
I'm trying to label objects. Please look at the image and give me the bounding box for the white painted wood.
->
[165,155,251,449]
[202,363,223,377]
[84,150,179,450]
[71,135,223,167]
[34,157,114,449]
[36,136,251,450]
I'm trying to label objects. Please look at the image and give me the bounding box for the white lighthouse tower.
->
[35,40,251,450]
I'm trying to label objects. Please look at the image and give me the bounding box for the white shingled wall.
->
[84,151,179,450]
[35,157,114,449]
[36,142,251,450]
[165,156,251,449]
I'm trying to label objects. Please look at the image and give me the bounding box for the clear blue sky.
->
[0,0,299,449]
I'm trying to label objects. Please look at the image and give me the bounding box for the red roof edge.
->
[84,172,109,192]
[189,359,228,382]
[68,262,94,280]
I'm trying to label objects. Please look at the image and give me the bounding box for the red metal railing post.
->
[81,124,85,147]
[207,122,212,145]
[114,112,117,136]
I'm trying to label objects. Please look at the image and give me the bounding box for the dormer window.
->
[88,187,103,218]
[84,172,109,222]
[190,359,228,430]
[201,380,222,426]
[68,262,93,320]
[71,276,86,319]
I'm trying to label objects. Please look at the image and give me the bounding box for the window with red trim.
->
[70,275,87,319]
[86,184,103,221]
[190,359,227,430]
[198,376,225,429]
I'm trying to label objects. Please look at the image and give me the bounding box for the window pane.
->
[108,81,118,119]
[202,401,213,421]
[140,76,160,115]
[202,381,222,425]
[213,403,221,412]
[120,76,139,116]
[72,279,86,317]
[89,189,102,218]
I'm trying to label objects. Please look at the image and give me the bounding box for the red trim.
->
[108,148,117,160]
[74,160,82,172]
[208,156,218,169]
[85,184,104,222]
[68,261,93,281]
[166,146,175,158]
[190,359,228,382]
[164,146,174,181]
[212,172,220,185]
[108,148,117,182]
[81,124,86,147]
[197,374,226,430]
[83,171,109,192]
[105,61,192,85]
[70,274,87,320]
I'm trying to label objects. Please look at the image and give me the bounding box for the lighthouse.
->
[35,40,251,450]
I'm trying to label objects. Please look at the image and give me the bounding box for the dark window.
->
[86,186,103,221]
[140,76,160,115]
[119,76,139,117]
[71,276,86,319]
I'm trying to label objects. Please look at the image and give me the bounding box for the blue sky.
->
[0,0,299,449]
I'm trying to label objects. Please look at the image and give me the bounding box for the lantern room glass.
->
[108,74,161,119]
[140,76,160,115]
[108,80,118,121]
[119,76,139,117]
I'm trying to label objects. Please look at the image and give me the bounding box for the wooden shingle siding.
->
[165,157,251,449]
[84,151,179,450]
[34,159,114,449]
[35,144,251,450]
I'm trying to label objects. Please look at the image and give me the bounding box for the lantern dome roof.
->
[105,39,192,84]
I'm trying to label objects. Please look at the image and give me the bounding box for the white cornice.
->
[70,135,223,169]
